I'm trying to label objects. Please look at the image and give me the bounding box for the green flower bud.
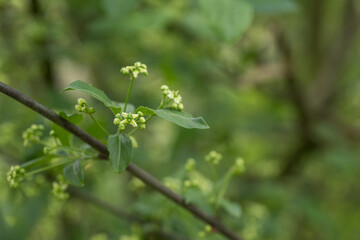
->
[137,111,144,117]
[185,158,196,171]
[138,117,146,123]
[7,165,26,188]
[115,113,121,118]
[49,130,55,136]
[178,103,184,110]
[88,107,95,114]
[75,105,81,111]
[113,118,121,125]
[139,124,146,130]
[118,124,126,130]
[77,98,87,105]
[43,146,50,154]
[120,67,130,75]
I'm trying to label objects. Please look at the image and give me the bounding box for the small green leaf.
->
[53,112,83,146]
[199,0,254,42]
[63,80,134,114]
[136,107,209,129]
[221,199,242,218]
[63,159,84,187]
[108,133,133,174]
[63,80,112,105]
[59,111,83,124]
[135,106,156,116]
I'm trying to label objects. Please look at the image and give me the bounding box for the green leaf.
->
[199,0,254,42]
[136,107,209,129]
[52,123,71,146]
[63,159,84,187]
[53,111,83,146]
[108,133,133,174]
[59,111,83,124]
[221,199,242,218]
[63,80,134,114]
[244,0,299,14]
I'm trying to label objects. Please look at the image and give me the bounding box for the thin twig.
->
[0,81,241,240]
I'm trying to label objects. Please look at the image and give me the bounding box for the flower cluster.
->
[51,175,69,200]
[113,111,146,130]
[160,85,184,110]
[7,165,26,188]
[75,98,95,114]
[205,151,222,165]
[120,61,148,79]
[22,124,44,146]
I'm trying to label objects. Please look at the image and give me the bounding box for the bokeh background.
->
[1,0,360,239]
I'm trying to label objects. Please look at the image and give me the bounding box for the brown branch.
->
[0,81,241,240]
[308,0,360,115]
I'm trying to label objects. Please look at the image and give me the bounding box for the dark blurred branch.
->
[309,0,360,115]
[273,25,317,178]
[0,81,242,240]
[29,0,55,88]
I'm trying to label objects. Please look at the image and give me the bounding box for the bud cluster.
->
[7,165,26,188]
[75,98,95,114]
[205,151,222,165]
[113,111,146,130]
[51,175,69,200]
[120,61,148,79]
[160,85,184,110]
[22,124,44,146]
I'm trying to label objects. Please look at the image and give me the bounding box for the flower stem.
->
[124,76,135,112]
[25,159,74,176]
[89,114,109,135]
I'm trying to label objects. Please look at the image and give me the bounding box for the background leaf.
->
[199,0,254,42]
[63,159,84,187]
[108,133,133,174]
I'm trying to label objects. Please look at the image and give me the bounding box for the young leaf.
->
[63,159,84,187]
[136,107,209,129]
[108,133,133,174]
[53,111,83,146]
[221,199,242,218]
[199,0,254,42]
[63,80,134,114]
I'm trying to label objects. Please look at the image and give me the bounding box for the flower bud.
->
[138,117,146,123]
[139,124,146,130]
[88,107,95,114]
[113,118,121,125]
[77,98,87,105]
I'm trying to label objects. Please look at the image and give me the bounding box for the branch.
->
[0,81,241,240]
[308,0,360,115]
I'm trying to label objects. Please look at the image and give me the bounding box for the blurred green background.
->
[1,0,360,239]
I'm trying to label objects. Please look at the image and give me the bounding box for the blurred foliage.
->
[1,0,360,239]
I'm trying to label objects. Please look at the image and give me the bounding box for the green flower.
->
[7,165,26,188]
[51,175,69,200]
[22,124,44,146]
[160,85,184,110]
[205,151,222,165]
[113,112,146,130]
[75,98,95,114]
[121,62,148,79]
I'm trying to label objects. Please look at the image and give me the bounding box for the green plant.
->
[0,63,244,240]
